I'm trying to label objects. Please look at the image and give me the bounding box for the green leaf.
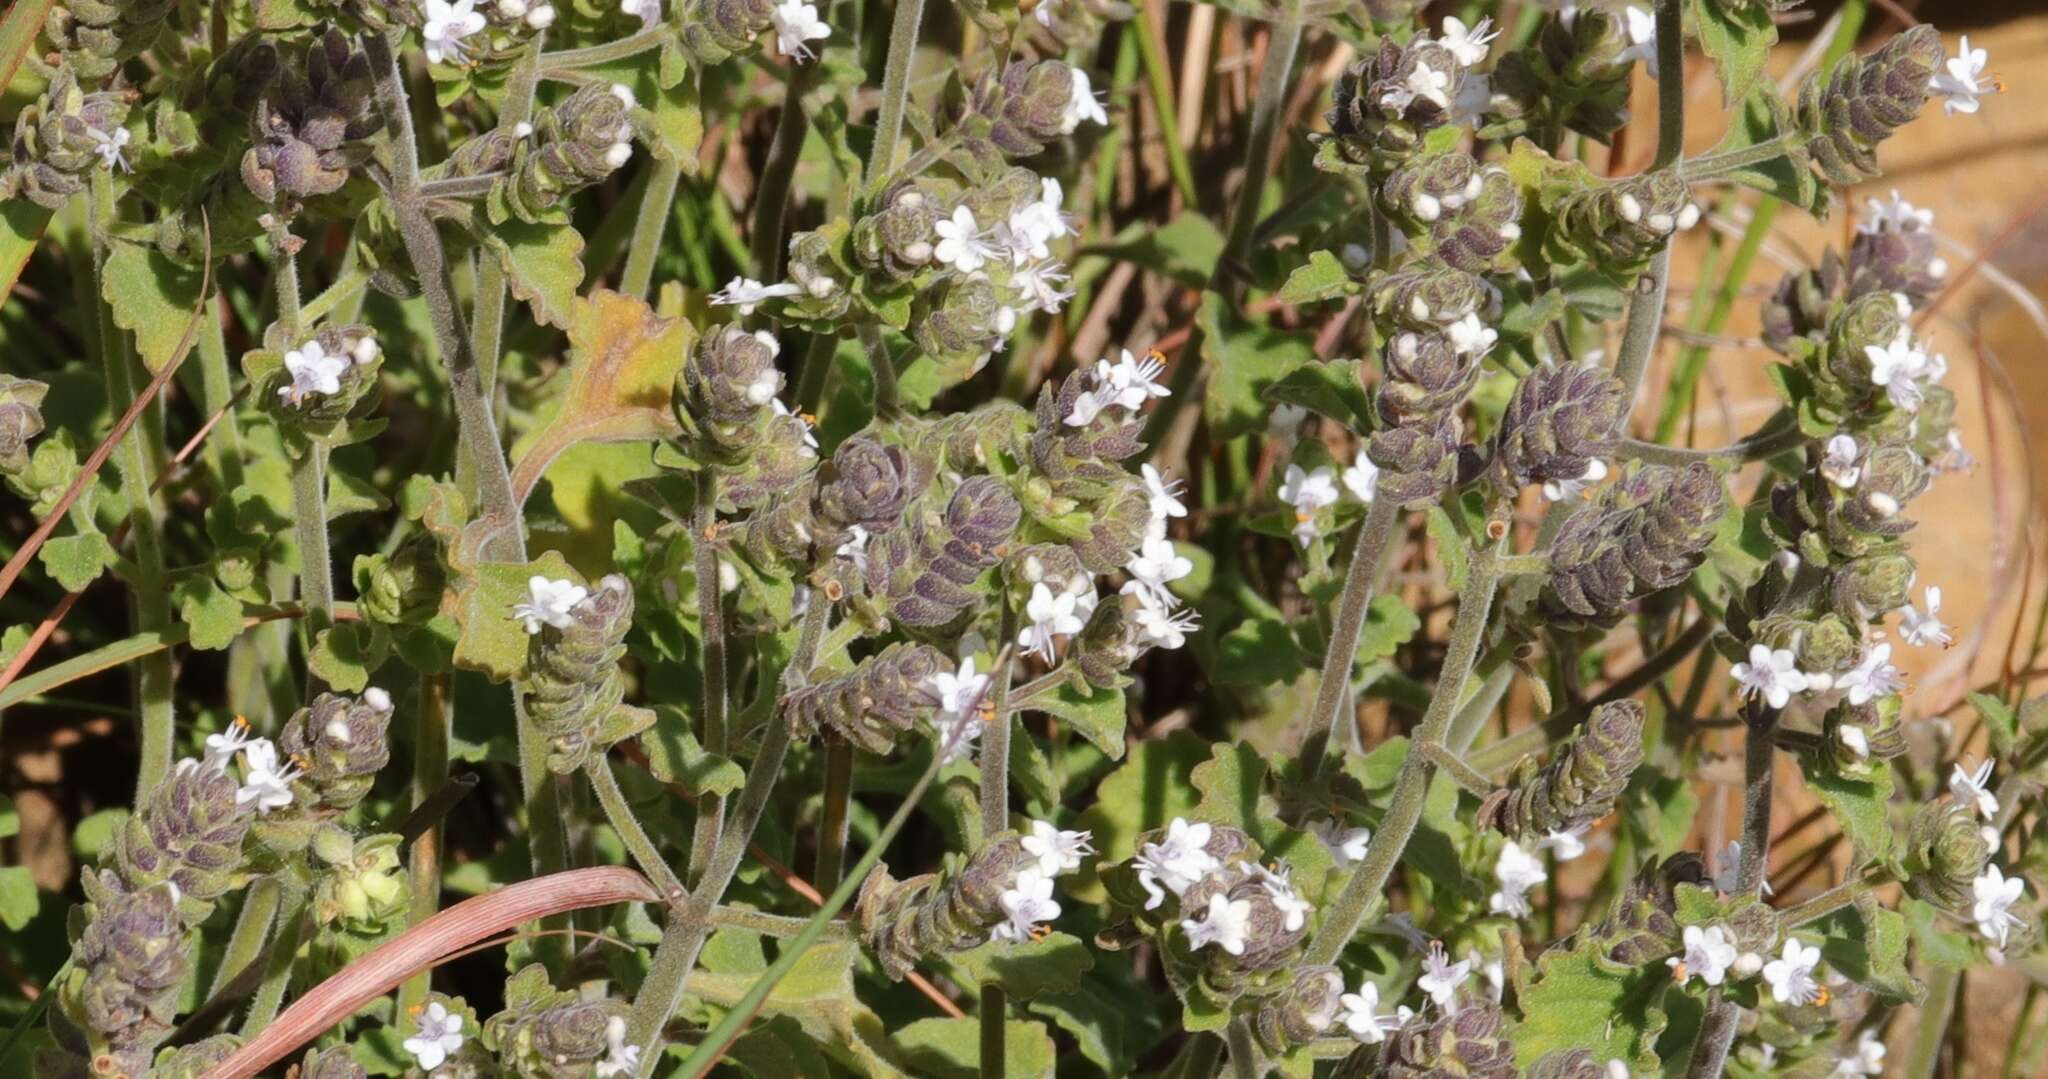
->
[1200,290,1318,439]
[309,622,387,691]
[1902,897,1977,970]
[1710,88,1820,213]
[101,243,205,372]
[1341,736,1410,793]
[1091,216,1226,290]
[1275,250,1359,305]
[174,577,245,651]
[1690,0,1777,106]
[641,705,746,796]
[1356,594,1421,667]
[1427,507,1469,591]
[1971,692,2018,757]
[1511,932,1667,1071]
[0,793,16,838]
[72,808,130,860]
[326,464,392,518]
[688,939,907,1079]
[1264,359,1371,433]
[1802,758,1894,864]
[725,1015,833,1079]
[1070,731,1210,902]
[0,200,52,311]
[450,552,578,682]
[893,1017,1056,1079]
[39,531,116,592]
[954,932,1095,999]
[1213,614,1309,686]
[0,866,36,931]
[486,220,586,330]
[1025,682,1126,760]
[1816,903,1921,1004]
[1191,742,1337,899]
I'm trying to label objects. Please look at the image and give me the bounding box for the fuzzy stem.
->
[1684,999,1739,1078]
[1688,711,1779,1075]
[209,878,282,997]
[1307,498,1401,781]
[538,26,670,71]
[1679,134,1794,181]
[690,471,729,882]
[296,265,371,328]
[398,675,451,1018]
[1304,532,1504,966]
[795,330,839,415]
[814,741,855,888]
[1652,0,1684,171]
[1221,19,1303,277]
[239,881,309,1034]
[979,604,1019,838]
[266,221,302,335]
[750,64,821,278]
[1777,872,1887,929]
[858,323,901,419]
[981,983,1008,1079]
[470,51,542,402]
[709,905,850,940]
[290,444,334,642]
[1617,410,1801,466]
[587,754,687,902]
[622,159,682,300]
[1225,1015,1264,1079]
[863,0,928,198]
[1905,967,1960,1078]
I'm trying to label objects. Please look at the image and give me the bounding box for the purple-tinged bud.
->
[984,61,1084,156]
[278,689,396,810]
[1253,966,1346,1055]
[1551,169,1697,276]
[676,0,777,64]
[1795,25,1941,185]
[1322,37,1466,170]
[784,642,948,753]
[816,436,926,540]
[485,964,631,1076]
[0,375,50,475]
[495,83,634,223]
[521,575,655,774]
[1480,10,1635,144]
[852,183,943,281]
[1376,331,1480,428]
[240,31,381,206]
[1367,419,1462,507]
[1482,700,1644,841]
[1369,265,1485,331]
[856,833,1037,980]
[1903,801,1990,911]
[1349,990,1514,1078]
[298,1046,369,1079]
[1493,364,1626,491]
[866,476,1021,629]
[0,68,131,210]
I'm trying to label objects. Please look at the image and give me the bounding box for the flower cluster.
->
[855,822,1093,978]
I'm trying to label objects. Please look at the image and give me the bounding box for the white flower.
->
[1337,982,1411,1044]
[771,400,819,454]
[990,866,1063,942]
[1835,643,1903,706]
[1022,820,1094,876]
[1929,36,1991,116]
[1418,941,1471,1010]
[1538,826,1588,862]
[1865,335,1931,411]
[1131,601,1200,650]
[1900,586,1951,647]
[405,1002,467,1071]
[1280,465,1340,513]
[1761,939,1822,1005]
[933,206,999,274]
[1311,820,1372,869]
[512,576,589,634]
[770,0,830,59]
[1936,430,1975,473]
[1623,6,1659,79]
[1096,349,1171,410]
[1033,0,1061,26]
[1142,464,1189,526]
[619,0,661,27]
[1063,386,1107,427]
[277,339,352,405]
[594,1016,642,1078]
[835,524,870,573]
[1541,458,1607,502]
[1606,1063,1631,1079]
[1860,189,1934,235]
[1444,312,1498,356]
[1838,723,1870,761]
[931,708,982,765]
[1267,403,1308,447]
[1253,863,1312,932]
[420,0,487,65]
[87,126,131,172]
[1439,16,1499,67]
[1183,892,1254,955]
[1018,582,1084,663]
[1666,925,1738,987]
[1059,68,1108,133]
[1731,644,1809,710]
[1382,59,1452,112]
[928,656,990,718]
[1951,758,1998,819]
[1011,259,1074,313]
[1342,457,1379,504]
[1134,818,1220,909]
[1972,864,2026,947]
[1834,1028,1886,1077]
[1123,536,1193,608]
[1820,434,1861,488]
[234,738,300,814]
[709,275,802,315]
[202,717,254,772]
[1488,841,1546,917]
[524,2,556,28]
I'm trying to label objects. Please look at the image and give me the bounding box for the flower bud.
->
[1366,418,1462,507]
[1381,151,1484,228]
[1028,370,1146,501]
[816,436,925,541]
[1069,477,1154,575]
[241,31,381,206]
[1526,1049,1608,1079]
[485,964,631,1077]
[152,1036,245,1079]
[495,83,635,223]
[297,1046,369,1079]
[1823,696,1907,777]
[1323,37,1466,170]
[0,375,50,475]
[1850,215,1946,305]
[1493,364,1626,492]
[856,833,1036,979]
[852,183,943,281]
[1482,700,1644,841]
[783,642,949,753]
[911,276,1005,381]
[1481,10,1635,144]
[44,0,176,79]
[520,575,655,774]
[784,228,852,318]
[675,325,785,466]
[1760,250,1847,356]
[1544,463,1724,628]
[866,476,1022,629]
[1369,265,1485,331]
[1904,801,1991,911]
[112,759,253,918]
[261,323,385,437]
[1376,331,1480,428]
[0,67,131,209]
[65,880,191,1075]
[676,0,777,64]
[1820,291,1909,397]
[1835,550,1915,617]
[311,830,408,933]
[1253,966,1345,1054]
[1072,594,1141,689]
[984,61,1085,156]
[1796,25,1941,185]
[1551,169,1697,276]
[356,536,447,626]
[1355,991,1515,1079]
[278,689,396,811]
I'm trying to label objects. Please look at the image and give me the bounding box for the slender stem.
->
[1445,660,1513,757]
[1305,532,1504,966]
[622,159,682,300]
[1685,999,1739,1078]
[1679,134,1794,181]
[690,472,729,882]
[290,443,334,642]
[91,174,175,802]
[1652,0,1684,171]
[208,878,282,997]
[417,173,504,200]
[979,604,1019,839]
[587,754,688,902]
[538,26,670,71]
[1132,0,1200,206]
[858,323,901,419]
[1617,409,1801,466]
[863,0,929,198]
[1777,873,1885,928]
[296,265,371,328]
[1224,1015,1263,1079]
[709,905,850,940]
[814,741,854,888]
[399,674,451,1018]
[794,330,839,415]
[239,881,309,1034]
[1306,498,1401,781]
[981,983,1008,1079]
[1220,19,1303,278]
[1688,712,1778,1076]
[1609,246,1672,402]
[750,64,821,278]
[471,51,543,404]
[1905,967,1960,1078]
[266,220,302,335]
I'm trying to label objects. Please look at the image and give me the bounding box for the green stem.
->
[1777,872,1886,929]
[750,64,821,278]
[266,220,301,335]
[1220,18,1303,278]
[794,330,839,415]
[1224,1015,1263,1079]
[1684,999,1739,1078]
[1679,134,1793,181]
[981,983,1008,1079]
[1687,713,1779,1075]
[814,740,854,888]
[538,26,670,71]
[709,905,850,940]
[1904,967,1959,1078]
[1304,531,1504,966]
[399,674,451,1018]
[863,0,928,198]
[471,51,543,403]
[587,754,687,902]
[690,471,729,882]
[1306,498,1401,780]
[1131,0,1200,206]
[978,604,1018,839]
[290,443,334,643]
[1652,0,1683,171]
[239,881,309,1034]
[622,159,682,300]
[858,323,901,419]
[1617,410,1802,466]
[296,264,371,328]
[208,877,281,997]
[1609,245,1672,404]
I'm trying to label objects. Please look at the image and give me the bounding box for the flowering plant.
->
[0,0,2034,1076]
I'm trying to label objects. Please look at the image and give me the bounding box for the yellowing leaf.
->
[509,289,694,503]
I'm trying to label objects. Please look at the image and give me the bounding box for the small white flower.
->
[1022,820,1094,876]
[1606,1063,1631,1079]
[1183,892,1254,955]
[1059,68,1108,133]
[1972,864,2026,948]
[1310,819,1372,869]
[1930,36,1992,116]
[1096,349,1171,410]
[1838,723,1870,761]
[1951,758,1999,819]
[1860,189,1934,235]
[991,866,1063,942]
[1667,924,1738,987]
[1623,6,1659,79]
[1018,582,1084,663]
[202,718,254,772]
[835,524,870,573]
[1342,457,1379,504]
[594,1016,641,1078]
[1011,259,1074,313]
[405,1002,467,1071]
[1063,386,1107,427]
[1900,585,1951,647]
[524,2,555,28]
[87,126,131,172]
[1834,1028,1886,1077]
[1123,536,1193,608]
[1337,982,1410,1044]
[1142,464,1189,525]
[1865,335,1931,411]
[1761,939,1822,1005]
[1280,464,1340,514]
[619,0,661,27]
[1253,863,1312,932]
[1383,59,1452,112]
[1418,941,1471,1010]
[1439,16,1499,67]
[770,0,830,60]
[236,739,299,814]
[1820,434,1862,488]
[928,656,990,718]
[1731,644,1809,710]
[1538,826,1588,862]
[420,0,488,65]
[1444,312,1498,356]
[278,339,352,405]
[934,206,999,274]
[1134,817,1220,909]
[512,576,589,634]
[709,275,803,315]
[1267,403,1308,448]
[1131,600,1200,650]
[771,399,819,454]
[1488,841,1546,918]
[1541,458,1607,502]
[1835,643,1903,706]
[932,707,982,765]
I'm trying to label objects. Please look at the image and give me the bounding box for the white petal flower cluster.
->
[991,820,1094,943]
[512,575,591,635]
[1279,464,1341,548]
[193,716,306,816]
[278,333,380,405]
